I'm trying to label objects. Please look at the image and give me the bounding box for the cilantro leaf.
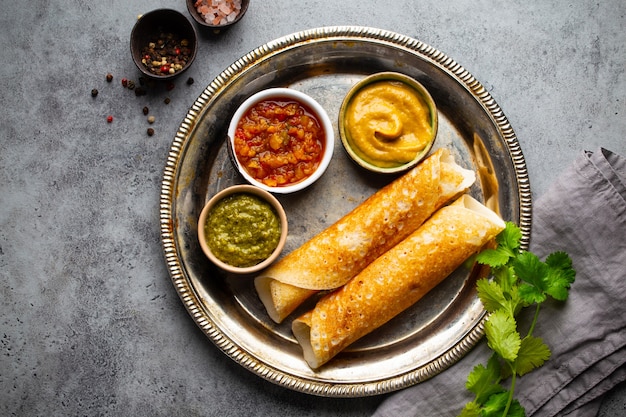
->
[481,391,510,417]
[482,392,526,417]
[515,250,575,303]
[476,278,507,313]
[506,399,527,417]
[485,310,521,363]
[544,268,574,301]
[466,354,505,403]
[515,335,551,376]
[518,282,547,305]
[512,251,549,290]
[476,247,512,267]
[477,278,524,317]
[544,251,576,301]
[497,222,523,252]
[459,402,482,417]
[492,265,521,299]
[545,251,574,273]
[477,222,521,267]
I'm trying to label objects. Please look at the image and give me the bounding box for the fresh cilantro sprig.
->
[459,222,576,417]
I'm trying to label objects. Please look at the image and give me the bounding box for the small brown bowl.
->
[130,9,198,80]
[198,185,288,275]
[186,0,250,32]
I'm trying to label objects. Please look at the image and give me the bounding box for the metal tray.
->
[159,26,532,397]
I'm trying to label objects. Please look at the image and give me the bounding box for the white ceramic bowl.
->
[227,88,334,194]
[198,185,288,275]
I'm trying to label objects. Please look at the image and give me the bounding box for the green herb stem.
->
[527,303,541,337]
[503,370,517,417]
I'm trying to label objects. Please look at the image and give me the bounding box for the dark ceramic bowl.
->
[130,9,198,80]
[186,0,250,32]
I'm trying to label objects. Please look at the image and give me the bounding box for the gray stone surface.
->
[1,0,624,416]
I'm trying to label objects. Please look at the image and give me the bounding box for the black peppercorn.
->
[91,89,98,97]
[147,128,155,136]
[186,77,194,85]
[142,106,149,115]
[164,97,171,105]
[106,73,113,82]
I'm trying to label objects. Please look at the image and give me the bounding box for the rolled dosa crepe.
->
[292,195,505,369]
[255,148,476,323]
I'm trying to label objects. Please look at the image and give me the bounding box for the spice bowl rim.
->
[197,184,288,275]
[186,0,250,30]
[130,8,198,80]
[227,87,335,194]
[338,71,439,174]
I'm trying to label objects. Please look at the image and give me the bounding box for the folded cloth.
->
[372,148,626,417]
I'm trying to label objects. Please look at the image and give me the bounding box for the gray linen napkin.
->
[372,148,626,417]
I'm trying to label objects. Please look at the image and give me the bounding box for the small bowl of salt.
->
[186,0,249,32]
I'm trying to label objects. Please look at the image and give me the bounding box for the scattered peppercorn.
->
[186,77,194,85]
[94,71,175,133]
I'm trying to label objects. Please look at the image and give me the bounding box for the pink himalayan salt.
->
[194,0,242,26]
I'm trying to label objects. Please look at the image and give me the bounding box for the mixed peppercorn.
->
[140,33,193,76]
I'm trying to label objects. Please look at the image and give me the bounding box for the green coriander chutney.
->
[204,193,282,268]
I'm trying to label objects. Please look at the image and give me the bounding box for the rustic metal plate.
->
[160,26,532,397]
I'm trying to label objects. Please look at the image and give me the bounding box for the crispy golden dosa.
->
[255,148,476,323]
[292,195,505,369]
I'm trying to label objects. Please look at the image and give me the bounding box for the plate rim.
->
[159,25,532,397]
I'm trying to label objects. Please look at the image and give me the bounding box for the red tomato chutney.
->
[233,98,326,188]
